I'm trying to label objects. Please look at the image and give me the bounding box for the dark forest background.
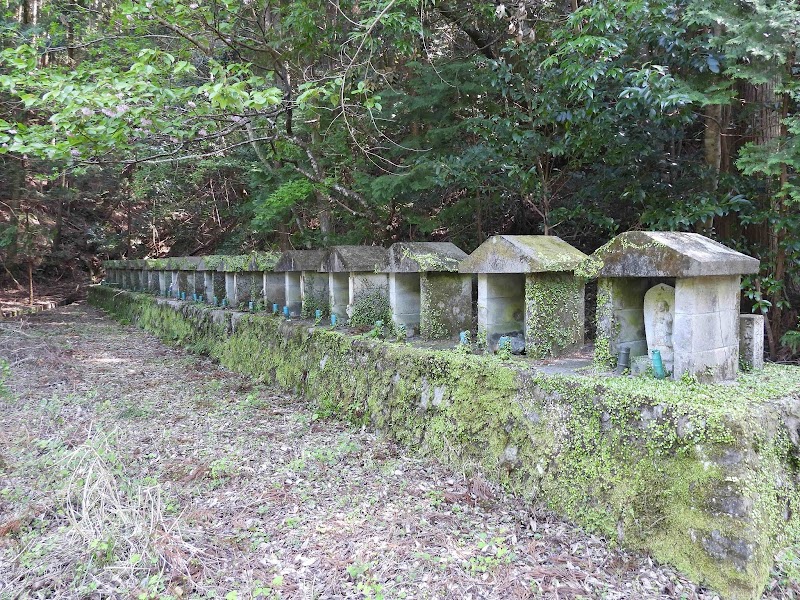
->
[1,0,798,358]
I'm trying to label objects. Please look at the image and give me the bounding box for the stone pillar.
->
[224,273,236,304]
[285,272,302,315]
[264,272,286,306]
[525,272,585,359]
[420,272,473,340]
[739,314,765,371]
[329,272,349,319]
[673,275,740,382]
[158,271,170,296]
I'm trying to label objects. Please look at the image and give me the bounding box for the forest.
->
[0,0,798,359]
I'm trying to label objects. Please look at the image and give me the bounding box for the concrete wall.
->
[349,273,389,318]
[302,271,329,310]
[285,272,302,315]
[89,284,800,600]
[419,272,473,340]
[674,275,740,382]
[264,273,285,307]
[390,272,421,332]
[329,272,349,319]
[478,273,525,348]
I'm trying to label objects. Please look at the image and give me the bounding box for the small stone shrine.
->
[459,235,588,357]
[388,242,472,339]
[274,250,327,317]
[320,246,389,320]
[196,256,226,302]
[166,257,203,297]
[593,231,761,381]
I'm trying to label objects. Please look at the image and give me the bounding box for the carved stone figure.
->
[644,283,676,373]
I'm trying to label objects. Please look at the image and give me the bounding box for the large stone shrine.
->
[388,242,472,339]
[459,235,588,357]
[593,231,761,381]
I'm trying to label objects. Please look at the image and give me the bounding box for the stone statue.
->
[644,283,676,373]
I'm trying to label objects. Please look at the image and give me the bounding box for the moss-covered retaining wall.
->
[89,285,800,599]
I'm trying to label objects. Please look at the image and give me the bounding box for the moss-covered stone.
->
[89,285,800,600]
[525,272,584,359]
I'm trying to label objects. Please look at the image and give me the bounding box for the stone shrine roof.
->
[388,242,468,273]
[594,231,760,278]
[274,250,326,272]
[458,235,588,274]
[320,246,389,273]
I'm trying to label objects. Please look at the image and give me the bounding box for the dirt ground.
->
[0,276,87,318]
[1,304,798,599]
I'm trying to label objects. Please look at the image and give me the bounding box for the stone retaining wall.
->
[89,285,800,600]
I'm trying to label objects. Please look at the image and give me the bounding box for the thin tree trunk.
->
[740,77,783,358]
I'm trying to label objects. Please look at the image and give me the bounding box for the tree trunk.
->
[28,261,33,306]
[739,77,783,358]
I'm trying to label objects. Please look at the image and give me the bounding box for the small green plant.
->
[88,536,117,566]
[782,322,800,355]
[346,560,372,580]
[497,338,512,360]
[393,322,407,342]
[476,329,488,352]
[209,457,235,481]
[466,534,513,575]
[367,320,385,339]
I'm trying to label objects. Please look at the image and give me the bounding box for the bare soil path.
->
[0,304,797,599]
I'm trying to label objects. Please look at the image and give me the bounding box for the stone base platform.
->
[89,285,800,600]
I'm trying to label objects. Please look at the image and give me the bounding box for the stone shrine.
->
[593,231,761,381]
[388,242,472,339]
[459,235,588,357]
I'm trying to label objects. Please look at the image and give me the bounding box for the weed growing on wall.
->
[300,280,330,319]
[349,280,391,328]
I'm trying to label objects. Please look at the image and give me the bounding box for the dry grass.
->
[0,304,798,599]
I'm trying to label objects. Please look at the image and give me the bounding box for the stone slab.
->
[595,231,760,278]
[275,249,326,273]
[389,242,467,273]
[739,314,765,371]
[321,246,389,273]
[460,235,588,274]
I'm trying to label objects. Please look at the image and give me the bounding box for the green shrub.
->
[349,280,391,328]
